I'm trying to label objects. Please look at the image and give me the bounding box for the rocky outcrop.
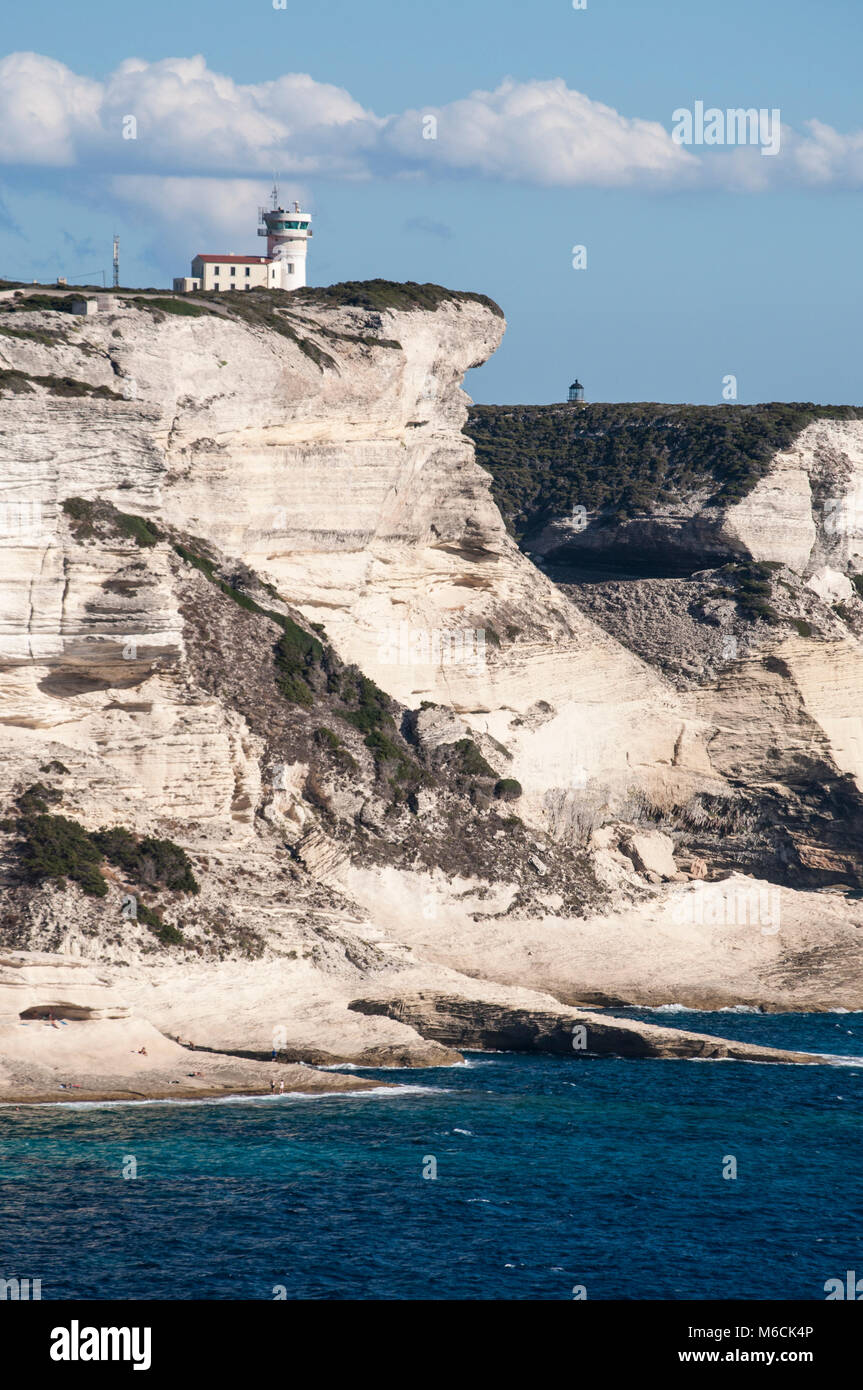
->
[0,948,382,1101]
[0,950,130,1021]
[348,992,827,1064]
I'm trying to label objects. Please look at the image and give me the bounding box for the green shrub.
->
[154,921,185,946]
[14,813,107,896]
[340,674,393,734]
[494,778,523,801]
[125,296,218,318]
[274,620,324,706]
[16,783,62,815]
[363,731,423,785]
[173,542,216,579]
[65,498,159,545]
[172,539,329,707]
[452,739,495,778]
[0,371,123,400]
[116,512,161,547]
[92,827,200,894]
[314,727,341,750]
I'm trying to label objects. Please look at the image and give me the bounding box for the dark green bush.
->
[92,827,200,894]
[16,783,62,815]
[314,727,341,750]
[453,739,495,778]
[14,813,107,896]
[494,778,523,801]
[116,512,161,547]
[340,674,393,734]
[274,619,324,706]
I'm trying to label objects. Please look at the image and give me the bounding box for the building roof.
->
[193,254,271,265]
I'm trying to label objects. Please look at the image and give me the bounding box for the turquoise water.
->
[1,1011,861,1301]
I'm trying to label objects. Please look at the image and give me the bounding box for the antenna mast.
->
[112,234,119,289]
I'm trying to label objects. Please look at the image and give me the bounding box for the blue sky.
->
[1,0,861,405]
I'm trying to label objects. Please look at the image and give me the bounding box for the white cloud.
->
[0,52,859,193]
[0,52,102,166]
[383,80,698,187]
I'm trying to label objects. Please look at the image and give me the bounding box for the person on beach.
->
[279,1079,285,1093]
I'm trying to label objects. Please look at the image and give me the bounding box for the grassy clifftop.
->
[465,402,863,539]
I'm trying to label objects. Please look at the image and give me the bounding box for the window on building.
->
[245,267,250,276]
[288,264,294,274]
[230,266,236,276]
[213,266,220,276]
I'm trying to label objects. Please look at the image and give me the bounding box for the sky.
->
[0,0,861,405]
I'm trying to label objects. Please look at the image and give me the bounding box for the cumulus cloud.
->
[384,79,698,187]
[0,52,859,193]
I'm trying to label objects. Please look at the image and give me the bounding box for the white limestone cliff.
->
[1,284,863,1060]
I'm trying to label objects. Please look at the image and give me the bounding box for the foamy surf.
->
[1,1083,451,1111]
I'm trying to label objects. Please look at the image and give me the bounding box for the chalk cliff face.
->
[0,288,709,840]
[2,284,863,1065]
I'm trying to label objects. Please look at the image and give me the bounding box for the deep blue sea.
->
[2,1010,862,1301]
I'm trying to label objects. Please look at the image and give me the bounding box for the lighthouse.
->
[258,187,313,289]
[568,378,585,405]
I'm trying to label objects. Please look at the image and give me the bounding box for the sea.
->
[1,1009,861,1301]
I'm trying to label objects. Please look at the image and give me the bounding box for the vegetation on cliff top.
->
[465,402,863,538]
[291,279,504,319]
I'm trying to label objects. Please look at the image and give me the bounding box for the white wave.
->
[1,1083,451,1111]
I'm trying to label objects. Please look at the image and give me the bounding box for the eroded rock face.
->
[0,291,712,848]
[0,950,130,1021]
[348,992,826,1064]
[1,286,862,1050]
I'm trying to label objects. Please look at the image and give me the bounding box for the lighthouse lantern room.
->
[568,378,585,405]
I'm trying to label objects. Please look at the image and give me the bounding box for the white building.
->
[173,195,312,294]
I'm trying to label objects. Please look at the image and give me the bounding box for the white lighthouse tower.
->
[258,186,312,290]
